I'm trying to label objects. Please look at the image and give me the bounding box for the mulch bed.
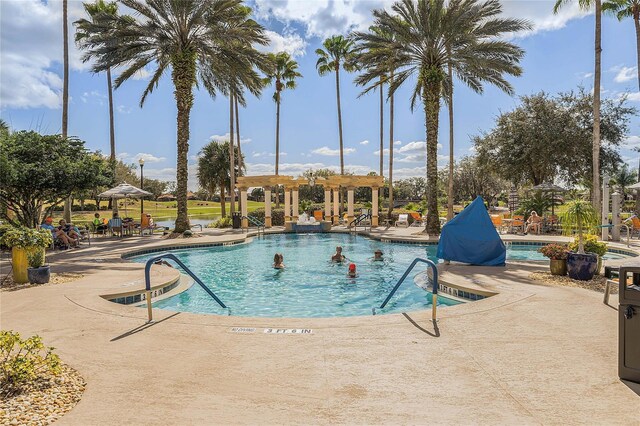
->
[0,273,84,292]
[529,271,617,294]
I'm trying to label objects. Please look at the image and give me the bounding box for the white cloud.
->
[359,140,369,145]
[116,105,132,114]
[132,68,152,80]
[577,71,594,79]
[246,161,373,177]
[311,146,356,156]
[252,151,287,157]
[613,66,637,83]
[209,133,252,144]
[0,0,89,109]
[625,92,640,102]
[259,30,308,58]
[394,140,402,145]
[133,153,166,163]
[398,141,425,153]
[624,136,640,149]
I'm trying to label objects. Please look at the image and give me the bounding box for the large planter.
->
[549,259,567,276]
[27,265,50,284]
[11,247,29,284]
[566,252,598,281]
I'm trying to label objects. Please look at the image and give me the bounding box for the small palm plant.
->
[561,200,599,254]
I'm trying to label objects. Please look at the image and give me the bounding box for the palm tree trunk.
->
[635,8,640,92]
[447,62,455,221]
[592,0,602,215]
[171,54,196,234]
[275,91,281,208]
[107,67,115,163]
[424,79,441,236]
[62,0,71,223]
[229,95,236,216]
[388,77,395,219]
[220,185,226,218]
[235,94,242,214]
[379,77,384,177]
[335,66,345,213]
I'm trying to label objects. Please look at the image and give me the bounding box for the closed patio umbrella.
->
[98,183,152,218]
[530,183,566,217]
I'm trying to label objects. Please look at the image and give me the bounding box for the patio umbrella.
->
[626,182,640,190]
[530,182,566,216]
[98,183,152,218]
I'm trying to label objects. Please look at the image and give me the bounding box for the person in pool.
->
[347,263,358,278]
[332,246,346,262]
[373,249,383,261]
[273,253,285,269]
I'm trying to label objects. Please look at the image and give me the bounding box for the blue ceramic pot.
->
[27,265,50,284]
[566,252,598,281]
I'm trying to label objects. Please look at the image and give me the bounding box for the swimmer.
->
[332,246,346,263]
[373,249,383,261]
[273,253,285,269]
[347,263,358,278]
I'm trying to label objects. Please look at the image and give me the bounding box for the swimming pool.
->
[128,234,633,318]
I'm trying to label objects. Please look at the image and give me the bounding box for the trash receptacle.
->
[232,212,242,229]
[618,266,640,383]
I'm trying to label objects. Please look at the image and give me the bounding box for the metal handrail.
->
[349,213,371,233]
[242,215,265,235]
[374,258,439,320]
[144,254,228,322]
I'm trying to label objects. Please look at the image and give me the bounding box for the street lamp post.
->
[139,158,145,215]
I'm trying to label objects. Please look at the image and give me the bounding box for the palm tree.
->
[316,35,358,211]
[0,119,9,139]
[62,0,72,222]
[76,0,268,233]
[75,0,119,165]
[446,53,455,220]
[234,93,243,213]
[354,0,529,235]
[263,52,302,207]
[611,163,637,198]
[554,0,603,214]
[603,0,640,91]
[198,140,244,217]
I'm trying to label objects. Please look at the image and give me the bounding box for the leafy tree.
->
[610,163,637,198]
[299,169,336,202]
[352,0,529,235]
[517,191,554,218]
[604,0,640,91]
[451,156,507,206]
[475,90,635,187]
[393,177,428,201]
[0,119,9,139]
[76,0,268,233]
[0,131,111,227]
[197,141,244,217]
[554,0,604,212]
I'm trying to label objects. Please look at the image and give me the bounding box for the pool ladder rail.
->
[144,254,229,322]
[242,215,265,236]
[349,212,371,234]
[373,258,439,320]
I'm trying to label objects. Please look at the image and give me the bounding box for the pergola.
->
[235,174,384,228]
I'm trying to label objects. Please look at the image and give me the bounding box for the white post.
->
[292,189,299,220]
[347,187,355,225]
[264,186,272,228]
[332,188,339,224]
[612,191,621,241]
[284,187,291,222]
[602,176,610,241]
[371,187,379,227]
[240,190,248,228]
[324,188,331,221]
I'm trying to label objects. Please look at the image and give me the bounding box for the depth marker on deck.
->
[263,328,313,335]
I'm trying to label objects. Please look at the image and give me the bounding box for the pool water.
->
[129,234,631,318]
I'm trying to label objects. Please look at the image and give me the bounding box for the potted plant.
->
[27,246,50,284]
[568,234,607,275]
[561,200,599,281]
[537,244,568,275]
[0,227,53,284]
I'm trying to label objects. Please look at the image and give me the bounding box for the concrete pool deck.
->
[2,228,640,424]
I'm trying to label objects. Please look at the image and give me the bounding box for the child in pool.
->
[347,263,358,278]
[373,249,383,261]
[332,246,346,263]
[273,253,285,269]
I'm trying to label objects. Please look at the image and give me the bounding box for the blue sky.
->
[1,0,639,189]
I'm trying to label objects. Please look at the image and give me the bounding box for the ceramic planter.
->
[11,247,28,284]
[27,265,50,284]
[549,259,567,276]
[566,252,598,281]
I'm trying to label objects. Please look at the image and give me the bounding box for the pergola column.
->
[284,187,291,222]
[292,187,299,221]
[240,188,248,229]
[332,188,339,225]
[264,186,272,228]
[371,186,379,227]
[347,186,355,226]
[324,187,331,222]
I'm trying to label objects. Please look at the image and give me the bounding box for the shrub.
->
[568,234,607,256]
[27,248,46,268]
[183,229,193,237]
[0,331,61,397]
[537,244,568,260]
[0,227,53,250]
[249,208,285,226]
[212,217,232,228]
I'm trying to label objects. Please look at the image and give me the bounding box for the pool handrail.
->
[375,257,439,319]
[243,215,265,235]
[144,253,228,322]
[349,212,371,233]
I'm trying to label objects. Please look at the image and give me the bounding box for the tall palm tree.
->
[0,119,9,139]
[316,35,358,212]
[62,0,72,222]
[235,93,243,213]
[75,0,119,165]
[198,140,244,218]
[604,0,640,91]
[354,0,529,235]
[263,52,302,207]
[76,0,268,233]
[554,0,603,213]
[447,54,455,220]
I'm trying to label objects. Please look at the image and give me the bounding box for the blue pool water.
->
[129,234,631,318]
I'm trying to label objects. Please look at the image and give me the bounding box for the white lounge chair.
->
[395,214,409,228]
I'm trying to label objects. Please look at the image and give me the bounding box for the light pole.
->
[139,158,145,215]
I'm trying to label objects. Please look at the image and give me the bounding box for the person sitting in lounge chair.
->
[524,211,543,235]
[332,246,346,263]
[41,217,74,248]
[93,213,108,235]
[57,219,80,246]
[109,213,123,236]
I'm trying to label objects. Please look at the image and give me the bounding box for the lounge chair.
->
[409,212,423,227]
[490,214,506,234]
[108,217,123,237]
[395,214,409,228]
[510,215,525,234]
